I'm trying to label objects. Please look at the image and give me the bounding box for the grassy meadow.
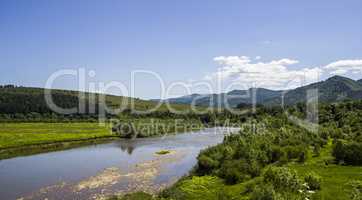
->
[150,140,362,200]
[288,140,362,200]
[0,122,113,149]
[0,117,205,160]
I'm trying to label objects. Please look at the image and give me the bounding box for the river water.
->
[0,127,239,200]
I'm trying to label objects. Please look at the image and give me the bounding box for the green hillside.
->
[265,75,362,106]
[0,85,196,120]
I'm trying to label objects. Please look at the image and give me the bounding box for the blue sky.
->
[1,0,362,99]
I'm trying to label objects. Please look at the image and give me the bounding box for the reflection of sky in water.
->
[0,128,237,200]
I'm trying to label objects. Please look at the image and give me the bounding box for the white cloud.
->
[205,56,322,89]
[323,59,362,75]
[255,56,261,60]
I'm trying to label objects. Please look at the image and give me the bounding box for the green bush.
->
[270,146,285,163]
[251,184,278,200]
[304,172,322,190]
[263,167,302,192]
[297,150,308,163]
[197,154,220,173]
[218,160,250,184]
[313,145,321,157]
[283,145,308,162]
[348,180,362,200]
[333,140,362,165]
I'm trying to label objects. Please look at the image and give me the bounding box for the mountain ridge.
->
[156,75,362,107]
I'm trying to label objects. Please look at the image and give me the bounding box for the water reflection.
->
[0,127,239,200]
[118,140,136,154]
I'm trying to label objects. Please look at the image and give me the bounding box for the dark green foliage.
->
[263,167,302,192]
[304,172,322,190]
[250,184,278,200]
[195,111,316,184]
[160,100,362,200]
[198,154,220,172]
[347,180,362,200]
[0,86,200,122]
[333,140,362,165]
[250,167,304,200]
[313,144,321,157]
[283,145,308,162]
[218,160,251,184]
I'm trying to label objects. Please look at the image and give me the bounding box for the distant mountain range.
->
[154,75,362,107]
[2,75,362,115]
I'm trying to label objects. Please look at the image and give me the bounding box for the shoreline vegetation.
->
[109,100,362,200]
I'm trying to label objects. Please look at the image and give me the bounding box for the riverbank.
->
[0,123,113,149]
[0,120,205,160]
[0,122,115,159]
[0,136,120,160]
[0,128,227,200]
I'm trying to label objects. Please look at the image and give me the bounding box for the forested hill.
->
[154,88,282,108]
[0,85,192,119]
[265,75,362,106]
[1,75,362,118]
[155,75,362,107]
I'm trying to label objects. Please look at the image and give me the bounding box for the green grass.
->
[161,140,362,200]
[0,122,113,149]
[0,119,203,149]
[288,139,362,200]
[0,119,204,159]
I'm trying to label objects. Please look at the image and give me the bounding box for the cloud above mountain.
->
[205,56,322,89]
[205,56,362,89]
[323,60,362,75]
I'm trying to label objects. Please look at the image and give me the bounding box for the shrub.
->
[333,140,362,165]
[218,160,250,184]
[313,145,321,157]
[304,172,322,190]
[333,140,345,163]
[348,180,362,200]
[263,167,302,192]
[284,146,308,162]
[250,184,278,200]
[297,150,308,163]
[197,155,219,173]
[270,146,285,163]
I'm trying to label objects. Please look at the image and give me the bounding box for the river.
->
[0,127,239,200]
